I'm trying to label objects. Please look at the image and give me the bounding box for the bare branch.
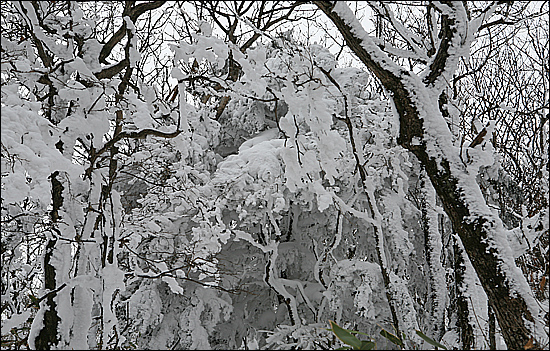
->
[99,1,166,64]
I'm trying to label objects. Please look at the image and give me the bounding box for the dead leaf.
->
[524,336,534,350]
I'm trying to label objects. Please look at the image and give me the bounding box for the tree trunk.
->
[489,302,497,350]
[34,172,64,350]
[421,171,446,341]
[34,239,61,350]
[314,2,544,349]
[453,236,474,350]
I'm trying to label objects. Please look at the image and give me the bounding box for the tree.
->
[1,1,548,350]
[314,1,547,349]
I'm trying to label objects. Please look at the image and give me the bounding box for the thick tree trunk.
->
[34,239,61,350]
[34,172,64,350]
[315,2,545,349]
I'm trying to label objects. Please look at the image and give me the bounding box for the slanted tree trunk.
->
[314,2,545,349]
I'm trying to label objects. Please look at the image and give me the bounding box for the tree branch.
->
[85,126,181,179]
[422,1,462,87]
[98,1,165,64]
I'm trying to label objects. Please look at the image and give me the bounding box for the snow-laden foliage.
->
[1,2,548,350]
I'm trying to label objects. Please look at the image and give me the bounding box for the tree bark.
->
[314,1,544,349]
[453,236,474,350]
[34,172,65,350]
[421,171,446,341]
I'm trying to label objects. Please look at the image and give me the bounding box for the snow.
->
[3,2,547,350]
[123,16,135,32]
[28,302,45,350]
[332,2,408,78]
[146,221,162,232]
[162,276,184,295]
[331,2,548,345]
[1,103,82,205]
[369,2,429,62]
[1,310,31,335]
[124,16,140,69]
[102,263,126,347]
[178,82,190,133]
[455,236,491,350]
[328,259,385,323]
[238,128,279,152]
[233,229,276,253]
[216,138,284,185]
[68,57,98,82]
[67,286,93,350]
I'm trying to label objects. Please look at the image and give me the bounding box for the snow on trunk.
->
[421,172,446,340]
[316,1,548,348]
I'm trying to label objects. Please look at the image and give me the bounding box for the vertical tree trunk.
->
[489,303,497,350]
[453,236,474,350]
[421,171,446,341]
[34,239,61,350]
[34,172,64,350]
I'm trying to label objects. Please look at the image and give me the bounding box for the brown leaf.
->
[524,336,534,350]
[468,128,487,148]
[192,58,199,73]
